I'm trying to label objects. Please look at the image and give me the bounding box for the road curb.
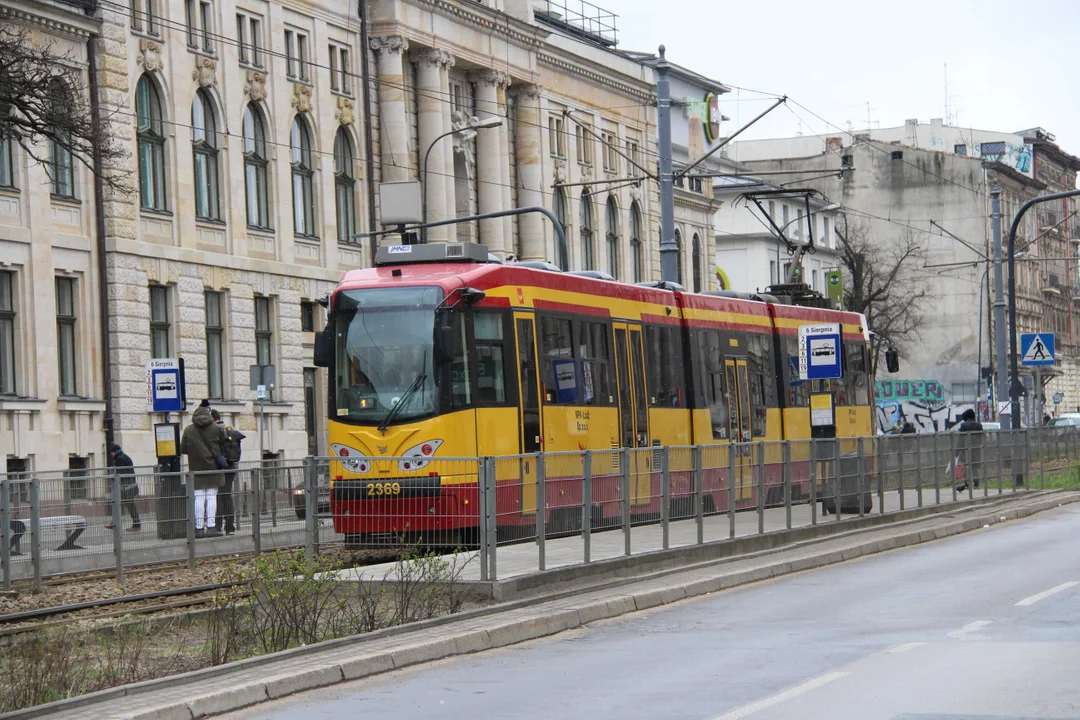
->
[12,491,1077,720]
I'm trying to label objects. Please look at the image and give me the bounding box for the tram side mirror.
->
[313,327,333,368]
[434,313,454,365]
[885,347,900,374]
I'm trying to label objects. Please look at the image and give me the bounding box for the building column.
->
[497,83,514,255]
[510,84,544,261]
[470,70,510,256]
[414,48,454,242]
[371,36,410,184]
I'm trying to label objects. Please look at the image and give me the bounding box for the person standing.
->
[180,403,228,537]
[955,408,984,492]
[105,443,141,531]
[211,409,245,535]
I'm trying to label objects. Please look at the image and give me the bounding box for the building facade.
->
[4,0,720,473]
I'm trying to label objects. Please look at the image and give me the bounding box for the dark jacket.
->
[111,448,137,488]
[958,420,983,433]
[181,407,227,489]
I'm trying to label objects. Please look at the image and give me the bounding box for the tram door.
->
[614,323,651,504]
[725,358,755,502]
[516,315,542,514]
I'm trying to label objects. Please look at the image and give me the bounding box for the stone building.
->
[4,0,723,473]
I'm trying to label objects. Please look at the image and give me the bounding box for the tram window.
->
[450,310,472,409]
[540,315,577,403]
[747,334,768,437]
[695,330,727,438]
[645,324,685,407]
[782,336,809,407]
[577,320,613,405]
[844,341,870,406]
[474,312,512,405]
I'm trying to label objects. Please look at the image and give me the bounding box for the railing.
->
[1,427,1077,588]
[532,0,618,46]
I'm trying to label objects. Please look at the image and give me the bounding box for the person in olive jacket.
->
[180,402,228,537]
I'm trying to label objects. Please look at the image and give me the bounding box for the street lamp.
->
[421,115,503,243]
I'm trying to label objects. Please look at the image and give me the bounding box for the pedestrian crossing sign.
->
[1020,332,1055,366]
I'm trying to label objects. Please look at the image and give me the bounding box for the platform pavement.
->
[8,488,1073,720]
[340,483,1026,584]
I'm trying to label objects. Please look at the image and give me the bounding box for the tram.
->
[313,242,874,544]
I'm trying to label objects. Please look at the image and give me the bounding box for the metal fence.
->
[1,427,1077,588]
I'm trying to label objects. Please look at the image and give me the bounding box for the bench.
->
[37,515,87,551]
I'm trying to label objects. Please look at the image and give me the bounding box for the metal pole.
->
[112,474,123,584]
[833,440,841,524]
[1038,426,1045,490]
[897,436,906,510]
[1010,190,1080,456]
[915,433,923,507]
[478,458,489,582]
[421,128,462,244]
[304,457,316,562]
[727,443,737,538]
[186,471,196,570]
[1,480,9,592]
[621,447,631,557]
[486,457,497,581]
[694,445,704,545]
[251,468,261,556]
[30,478,40,593]
[857,437,866,518]
[876,436,885,515]
[660,447,670,551]
[998,428,1005,496]
[582,451,592,564]
[950,432,958,503]
[656,45,678,284]
[809,440,818,526]
[783,441,792,530]
[536,454,546,572]
[934,431,941,505]
[991,182,1009,426]
[756,442,765,535]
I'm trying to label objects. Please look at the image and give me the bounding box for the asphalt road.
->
[227,503,1080,720]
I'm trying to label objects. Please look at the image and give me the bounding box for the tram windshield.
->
[333,286,442,424]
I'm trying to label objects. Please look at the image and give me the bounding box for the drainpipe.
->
[358,0,378,263]
[87,33,114,450]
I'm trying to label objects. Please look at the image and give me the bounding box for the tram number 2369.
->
[364,481,402,497]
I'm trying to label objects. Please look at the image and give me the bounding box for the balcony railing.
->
[533,0,618,46]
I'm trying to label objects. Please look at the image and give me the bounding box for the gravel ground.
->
[0,548,400,616]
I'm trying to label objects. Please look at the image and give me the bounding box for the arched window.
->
[580,188,594,270]
[243,104,269,229]
[629,202,643,283]
[334,128,356,244]
[674,228,683,287]
[692,233,702,293]
[552,187,568,271]
[290,117,315,237]
[191,90,220,220]
[136,75,166,210]
[605,196,619,280]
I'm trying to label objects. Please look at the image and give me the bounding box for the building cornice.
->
[0,2,99,40]
[674,191,720,213]
[400,0,550,51]
[538,49,654,104]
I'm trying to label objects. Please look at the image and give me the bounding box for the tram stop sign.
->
[798,323,842,380]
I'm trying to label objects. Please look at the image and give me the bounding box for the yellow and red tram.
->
[314,242,874,543]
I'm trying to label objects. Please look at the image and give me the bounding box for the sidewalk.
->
[11,489,1076,720]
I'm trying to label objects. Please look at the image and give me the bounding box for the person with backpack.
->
[180,403,228,537]
[212,409,245,535]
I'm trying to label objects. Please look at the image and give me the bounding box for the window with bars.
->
[149,285,170,358]
[0,271,14,395]
[185,0,213,52]
[236,11,263,67]
[548,115,566,158]
[285,29,310,82]
[56,277,77,396]
[130,0,158,34]
[254,295,273,367]
[328,43,351,94]
[205,290,225,399]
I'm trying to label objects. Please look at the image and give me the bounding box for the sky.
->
[611,0,1080,163]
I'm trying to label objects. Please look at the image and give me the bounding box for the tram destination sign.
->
[798,323,842,381]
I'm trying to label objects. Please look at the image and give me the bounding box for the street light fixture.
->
[421,116,503,243]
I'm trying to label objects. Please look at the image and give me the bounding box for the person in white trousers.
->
[194,488,218,537]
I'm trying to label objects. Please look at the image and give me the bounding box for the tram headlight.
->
[331,444,371,474]
[398,439,444,472]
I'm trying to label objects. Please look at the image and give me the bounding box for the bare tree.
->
[837,219,929,378]
[0,22,128,192]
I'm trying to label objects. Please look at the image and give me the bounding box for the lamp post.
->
[421,116,503,243]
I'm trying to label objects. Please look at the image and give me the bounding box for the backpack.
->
[222,426,243,463]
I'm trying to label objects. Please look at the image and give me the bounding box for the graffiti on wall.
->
[875,379,974,433]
